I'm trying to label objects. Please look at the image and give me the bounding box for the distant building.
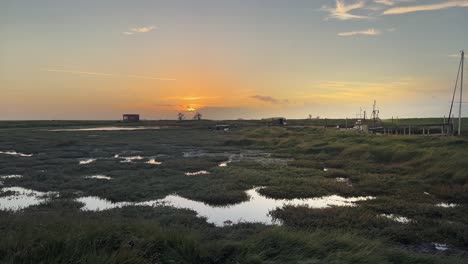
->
[123,114,140,122]
[262,117,287,126]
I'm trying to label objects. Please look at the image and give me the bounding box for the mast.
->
[459,51,464,136]
[448,51,463,135]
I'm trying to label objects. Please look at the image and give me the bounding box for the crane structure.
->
[371,100,380,127]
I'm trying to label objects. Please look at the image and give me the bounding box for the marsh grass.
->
[0,120,467,263]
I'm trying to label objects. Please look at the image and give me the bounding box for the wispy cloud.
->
[132,26,156,33]
[383,0,468,15]
[250,95,288,104]
[164,96,219,101]
[41,68,176,81]
[324,0,370,20]
[338,28,381,36]
[123,25,156,35]
[375,0,396,6]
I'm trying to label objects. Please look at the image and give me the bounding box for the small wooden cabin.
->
[122,114,140,122]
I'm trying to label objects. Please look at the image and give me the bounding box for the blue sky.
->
[1,0,467,120]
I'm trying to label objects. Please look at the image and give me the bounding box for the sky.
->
[1,0,467,120]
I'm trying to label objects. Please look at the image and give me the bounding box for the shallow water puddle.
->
[77,197,131,211]
[185,171,210,176]
[436,203,458,208]
[76,188,374,226]
[79,159,96,165]
[113,154,161,164]
[218,156,235,167]
[0,175,23,186]
[49,126,163,131]
[380,214,413,224]
[0,151,33,157]
[183,150,291,166]
[0,175,23,179]
[85,175,112,180]
[146,159,162,165]
[120,156,144,163]
[335,177,353,186]
[432,243,449,251]
[0,187,58,211]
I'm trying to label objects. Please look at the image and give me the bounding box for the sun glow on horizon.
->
[186,105,197,112]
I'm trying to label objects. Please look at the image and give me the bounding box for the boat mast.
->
[459,51,464,136]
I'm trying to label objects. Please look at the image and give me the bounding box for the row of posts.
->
[381,125,449,136]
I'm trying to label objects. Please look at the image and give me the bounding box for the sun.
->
[186,105,196,112]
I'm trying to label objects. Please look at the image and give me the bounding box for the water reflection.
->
[433,243,449,251]
[50,126,163,131]
[77,197,131,211]
[0,151,33,157]
[120,156,144,163]
[146,159,162,165]
[335,177,353,187]
[0,175,23,179]
[0,187,57,211]
[436,203,457,208]
[380,214,412,224]
[183,150,291,166]
[76,188,374,226]
[79,159,96,165]
[185,171,210,176]
[85,175,112,180]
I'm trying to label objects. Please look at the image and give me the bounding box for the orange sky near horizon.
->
[1,1,467,120]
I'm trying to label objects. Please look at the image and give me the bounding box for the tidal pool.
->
[77,197,131,211]
[0,151,33,157]
[218,162,229,167]
[120,156,144,163]
[76,188,375,226]
[436,203,457,208]
[380,214,413,224]
[433,243,449,251]
[49,126,164,131]
[85,175,112,180]
[183,150,292,166]
[185,171,210,176]
[0,187,58,211]
[335,177,353,186]
[79,159,96,165]
[0,175,23,179]
[146,159,162,165]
